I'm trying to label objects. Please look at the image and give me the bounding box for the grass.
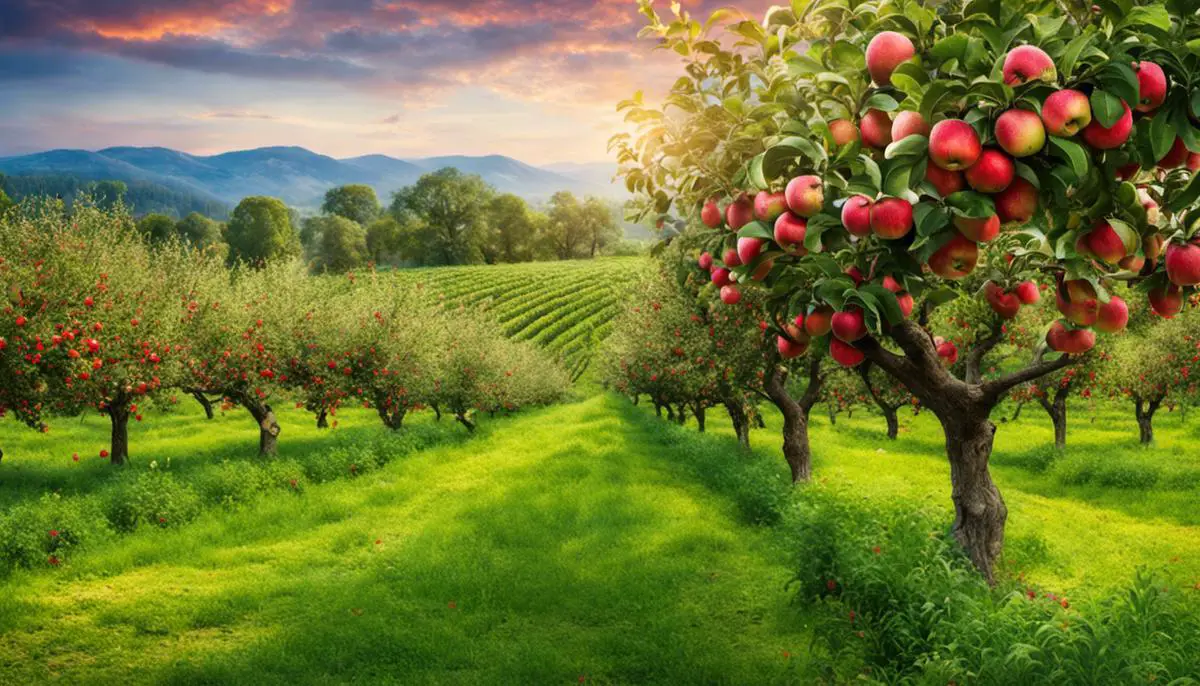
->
[1,387,1197,682]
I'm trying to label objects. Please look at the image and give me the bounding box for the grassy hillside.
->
[395,257,645,379]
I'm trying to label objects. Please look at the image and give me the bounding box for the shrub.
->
[0,493,111,572]
[104,470,202,533]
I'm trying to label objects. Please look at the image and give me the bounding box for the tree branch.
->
[980,354,1074,405]
[964,318,1004,385]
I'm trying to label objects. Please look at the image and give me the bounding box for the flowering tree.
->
[1102,309,1200,442]
[614,0,1200,579]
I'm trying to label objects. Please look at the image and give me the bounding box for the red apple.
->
[928,234,979,279]
[1056,279,1100,326]
[830,119,859,146]
[1158,137,1189,169]
[881,275,903,292]
[831,307,868,342]
[1134,61,1168,113]
[891,111,930,140]
[840,195,874,237]
[750,258,774,281]
[984,281,1022,319]
[754,191,788,222]
[995,109,1046,158]
[928,119,982,171]
[925,164,964,197]
[866,31,915,86]
[1081,100,1132,150]
[995,177,1038,223]
[1041,89,1092,137]
[777,325,811,359]
[953,213,1000,242]
[725,195,754,230]
[804,305,834,337]
[698,252,713,270]
[723,248,741,268]
[1046,320,1095,354]
[845,266,865,285]
[1165,241,1200,286]
[1002,45,1056,86]
[1081,221,1128,264]
[784,175,824,217]
[1015,281,1040,304]
[829,338,865,367]
[895,292,914,318]
[737,237,764,266]
[1149,284,1183,317]
[860,109,893,149]
[1138,187,1160,225]
[937,340,959,365]
[1189,153,1200,172]
[964,148,1015,193]
[774,212,808,255]
[701,200,723,228]
[1095,295,1129,333]
[720,285,742,305]
[870,197,914,239]
[711,267,732,287]
[1116,163,1140,180]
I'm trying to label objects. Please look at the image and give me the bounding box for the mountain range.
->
[0,146,622,211]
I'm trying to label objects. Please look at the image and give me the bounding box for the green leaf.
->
[1059,31,1096,80]
[1148,114,1175,161]
[923,287,960,307]
[1166,172,1200,213]
[1090,90,1124,129]
[737,220,775,241]
[803,214,838,253]
[1096,62,1139,112]
[914,203,950,236]
[945,191,996,219]
[1048,137,1090,179]
[747,153,768,190]
[863,92,900,113]
[1117,5,1172,32]
[859,154,882,191]
[1013,161,1041,189]
[929,34,969,63]
[1106,218,1140,255]
[884,134,929,160]
[882,163,913,197]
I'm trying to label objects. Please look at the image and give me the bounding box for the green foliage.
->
[321,184,379,226]
[135,213,177,243]
[0,493,111,574]
[312,214,369,273]
[482,193,541,263]
[0,175,226,219]
[364,215,405,264]
[389,168,494,266]
[542,192,622,260]
[103,469,202,533]
[225,196,302,266]
[175,212,225,249]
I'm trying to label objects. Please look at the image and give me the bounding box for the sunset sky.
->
[0,0,760,164]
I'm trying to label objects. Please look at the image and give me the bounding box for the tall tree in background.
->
[543,191,590,260]
[365,215,406,265]
[312,215,369,273]
[225,196,301,266]
[0,187,12,215]
[176,212,224,249]
[322,184,380,226]
[582,197,621,257]
[90,180,127,210]
[136,213,177,243]
[389,168,493,266]
[483,193,540,263]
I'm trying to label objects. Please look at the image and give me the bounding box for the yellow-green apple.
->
[995,109,1045,157]
[830,119,859,146]
[774,212,808,255]
[891,111,930,140]
[860,109,893,149]
[698,252,713,270]
[1055,279,1100,325]
[720,285,742,304]
[953,213,1000,242]
[1015,280,1040,304]
[831,307,868,342]
[928,119,982,171]
[754,191,787,221]
[928,234,980,279]
[1041,89,1091,137]
[936,339,959,365]
[1158,137,1189,169]
[1081,100,1132,149]
[804,305,833,337]
[840,195,874,236]
[829,338,865,367]
[965,148,1015,193]
[737,236,764,265]
[1149,284,1183,317]
[784,175,824,217]
[1081,221,1128,264]
[925,164,964,197]
[711,267,732,286]
[1165,241,1200,285]
[1046,320,1096,354]
[866,31,915,86]
[1095,295,1129,333]
[1145,233,1165,262]
[995,177,1038,223]
[1002,45,1057,86]
[984,281,1022,319]
[1134,61,1167,113]
[870,197,913,239]
[701,199,723,228]
[725,194,754,230]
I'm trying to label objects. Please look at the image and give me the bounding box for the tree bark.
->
[1135,396,1162,445]
[432,403,442,421]
[455,412,476,432]
[858,362,900,440]
[884,408,899,440]
[654,402,663,418]
[943,413,1006,584]
[316,408,329,429]
[692,403,706,432]
[1038,388,1068,450]
[675,404,687,426]
[375,398,406,430]
[723,397,751,448]
[191,390,215,420]
[763,353,822,483]
[244,400,280,456]
[106,402,131,466]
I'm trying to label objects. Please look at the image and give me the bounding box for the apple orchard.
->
[612,0,1200,580]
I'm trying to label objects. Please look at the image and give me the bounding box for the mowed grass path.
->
[0,396,812,685]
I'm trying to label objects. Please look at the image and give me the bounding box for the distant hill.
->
[0,146,625,209]
[0,173,230,220]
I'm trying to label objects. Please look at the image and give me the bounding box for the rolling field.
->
[393,257,645,379]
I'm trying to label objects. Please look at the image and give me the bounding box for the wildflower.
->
[100,449,109,458]
[872,546,881,555]
[826,579,837,591]
[49,529,59,538]
[48,555,60,566]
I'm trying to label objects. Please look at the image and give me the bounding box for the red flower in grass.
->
[49,530,59,538]
[72,453,79,462]
[826,579,837,591]
[99,450,109,458]
[48,556,60,566]
[158,517,166,525]
[374,539,382,545]
[872,546,881,555]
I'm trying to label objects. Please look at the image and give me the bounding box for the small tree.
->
[136,213,177,243]
[313,215,369,273]
[322,184,380,226]
[176,212,225,250]
[226,196,302,267]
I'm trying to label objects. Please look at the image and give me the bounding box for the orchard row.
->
[0,199,569,465]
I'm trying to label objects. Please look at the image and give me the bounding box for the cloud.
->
[198,110,280,120]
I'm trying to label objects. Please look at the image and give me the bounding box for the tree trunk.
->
[245,400,280,456]
[455,412,476,432]
[723,397,751,448]
[654,402,663,418]
[107,403,131,466]
[665,404,676,422]
[884,407,899,440]
[675,404,687,426]
[1038,390,1068,449]
[192,391,214,420]
[827,403,837,426]
[1135,396,1161,445]
[754,413,766,429]
[375,400,406,430]
[316,408,329,429]
[943,413,1006,583]
[763,355,822,483]
[693,403,706,432]
[432,403,442,421]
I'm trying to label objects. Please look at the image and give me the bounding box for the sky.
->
[0,0,760,164]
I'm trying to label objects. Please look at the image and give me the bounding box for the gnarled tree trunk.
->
[106,400,131,466]
[723,396,751,448]
[859,362,901,440]
[1135,395,1162,444]
[692,402,706,432]
[1038,387,1068,450]
[763,353,823,483]
[244,399,280,456]
[455,412,476,432]
[191,390,215,420]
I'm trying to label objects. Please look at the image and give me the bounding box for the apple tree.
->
[614,0,1200,579]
